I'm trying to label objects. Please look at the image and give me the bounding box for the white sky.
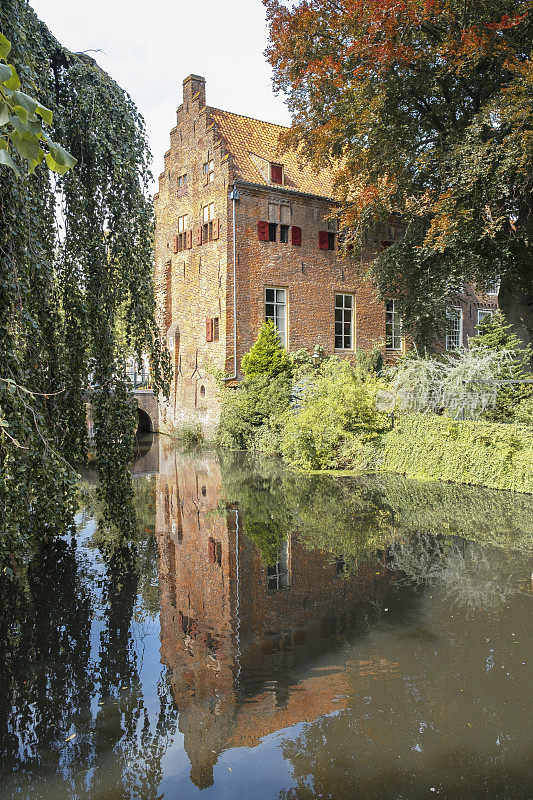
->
[30,0,291,187]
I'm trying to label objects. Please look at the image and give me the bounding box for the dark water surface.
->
[1,437,532,799]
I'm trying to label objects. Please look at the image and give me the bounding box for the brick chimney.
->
[183,74,206,109]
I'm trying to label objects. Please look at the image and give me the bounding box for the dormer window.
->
[270,162,283,184]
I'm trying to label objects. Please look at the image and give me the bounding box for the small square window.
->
[268,222,277,242]
[280,225,289,243]
[328,232,336,250]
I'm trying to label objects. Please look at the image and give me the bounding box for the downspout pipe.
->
[224,182,240,381]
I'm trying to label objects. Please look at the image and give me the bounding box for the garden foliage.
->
[281,358,389,470]
[377,414,533,493]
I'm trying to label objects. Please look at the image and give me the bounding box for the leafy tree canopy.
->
[0,1,171,574]
[265,0,533,351]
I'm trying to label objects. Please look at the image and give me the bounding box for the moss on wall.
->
[375,415,533,493]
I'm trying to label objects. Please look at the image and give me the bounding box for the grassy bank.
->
[375,414,533,493]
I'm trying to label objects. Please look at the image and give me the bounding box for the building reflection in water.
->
[155,443,399,789]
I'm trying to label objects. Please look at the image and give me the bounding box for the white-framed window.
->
[335,293,354,350]
[446,306,463,351]
[385,299,403,351]
[485,277,500,295]
[477,308,494,330]
[203,159,214,183]
[177,213,189,233]
[177,174,187,188]
[267,541,290,590]
[265,287,287,347]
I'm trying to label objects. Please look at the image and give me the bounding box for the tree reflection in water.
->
[0,441,531,799]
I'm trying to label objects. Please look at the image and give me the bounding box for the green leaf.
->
[36,103,53,126]
[0,33,11,60]
[28,118,42,136]
[47,142,77,172]
[0,63,12,83]
[8,115,29,134]
[12,90,38,116]
[0,101,9,126]
[0,147,20,176]
[13,104,29,124]
[11,130,42,163]
[4,65,20,91]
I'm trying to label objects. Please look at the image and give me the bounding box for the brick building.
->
[155,444,399,789]
[154,75,498,435]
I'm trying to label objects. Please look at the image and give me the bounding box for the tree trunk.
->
[498,262,533,368]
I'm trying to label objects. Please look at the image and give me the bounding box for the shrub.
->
[515,396,533,426]
[281,358,390,470]
[216,373,291,450]
[355,346,383,376]
[377,414,533,493]
[468,312,532,422]
[241,321,292,379]
[177,423,204,447]
[388,334,530,420]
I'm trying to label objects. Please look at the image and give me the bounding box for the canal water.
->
[1,436,532,799]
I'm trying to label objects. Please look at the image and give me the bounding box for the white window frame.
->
[385,299,403,351]
[265,286,288,348]
[177,213,189,233]
[485,277,500,295]
[335,293,354,351]
[267,541,290,591]
[202,203,214,224]
[446,306,463,351]
[477,308,494,330]
[203,159,214,183]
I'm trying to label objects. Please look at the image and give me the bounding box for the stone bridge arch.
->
[134,389,159,435]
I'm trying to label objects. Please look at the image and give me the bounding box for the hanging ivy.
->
[0,0,171,574]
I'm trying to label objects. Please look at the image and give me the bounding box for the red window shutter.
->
[186,230,192,249]
[271,163,283,184]
[206,318,213,342]
[212,218,220,240]
[195,226,202,246]
[291,226,302,246]
[172,234,178,253]
[258,221,269,241]
[208,537,215,563]
[318,230,329,250]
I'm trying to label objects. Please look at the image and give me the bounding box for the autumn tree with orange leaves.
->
[265,0,533,352]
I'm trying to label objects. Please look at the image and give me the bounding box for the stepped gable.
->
[207,107,336,199]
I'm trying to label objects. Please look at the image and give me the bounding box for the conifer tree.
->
[241,322,292,379]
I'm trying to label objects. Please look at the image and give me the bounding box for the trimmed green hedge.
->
[376,414,533,493]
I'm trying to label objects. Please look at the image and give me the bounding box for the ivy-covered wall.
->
[376,415,533,493]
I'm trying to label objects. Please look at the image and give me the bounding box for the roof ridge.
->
[207,105,290,131]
